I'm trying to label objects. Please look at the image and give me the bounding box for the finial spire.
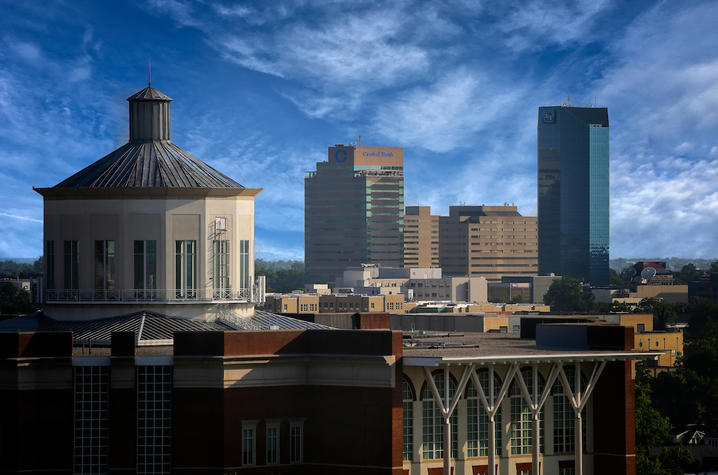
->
[148,54,151,87]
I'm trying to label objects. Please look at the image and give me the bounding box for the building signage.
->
[334,149,348,162]
[542,110,556,123]
[362,151,395,157]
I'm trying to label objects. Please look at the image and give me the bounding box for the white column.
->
[444,366,451,475]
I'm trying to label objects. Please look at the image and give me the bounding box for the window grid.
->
[510,368,543,455]
[553,367,587,453]
[133,240,157,298]
[175,240,196,298]
[560,467,576,475]
[466,372,503,457]
[422,372,458,460]
[212,240,230,298]
[73,366,109,475]
[137,366,172,475]
[242,427,254,465]
[239,240,250,293]
[47,240,55,290]
[402,378,414,461]
[266,425,279,465]
[290,422,303,463]
[94,240,117,298]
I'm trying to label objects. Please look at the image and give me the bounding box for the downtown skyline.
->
[1,0,717,260]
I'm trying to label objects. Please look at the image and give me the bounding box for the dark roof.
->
[53,141,244,189]
[0,310,333,346]
[127,86,172,102]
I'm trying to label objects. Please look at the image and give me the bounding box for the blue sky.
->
[1,0,717,260]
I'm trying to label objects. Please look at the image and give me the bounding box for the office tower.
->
[537,106,609,286]
[438,205,538,283]
[404,206,439,268]
[305,145,404,283]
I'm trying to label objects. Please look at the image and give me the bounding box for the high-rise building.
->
[537,106,609,286]
[403,206,439,268]
[438,205,538,283]
[305,145,404,282]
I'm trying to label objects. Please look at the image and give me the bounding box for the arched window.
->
[466,370,503,457]
[422,370,458,459]
[553,366,587,453]
[403,377,415,461]
[510,367,544,455]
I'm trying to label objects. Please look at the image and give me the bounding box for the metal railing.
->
[46,288,251,303]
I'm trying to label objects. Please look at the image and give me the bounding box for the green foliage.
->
[543,276,595,312]
[635,369,672,475]
[673,263,703,284]
[0,282,35,314]
[711,261,718,273]
[635,298,679,330]
[255,259,307,293]
[609,268,623,285]
[0,258,43,279]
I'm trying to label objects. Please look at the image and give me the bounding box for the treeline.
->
[634,297,718,474]
[255,259,306,293]
[0,258,43,278]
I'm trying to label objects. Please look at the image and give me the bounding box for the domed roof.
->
[126,85,172,102]
[46,84,245,190]
[53,141,243,189]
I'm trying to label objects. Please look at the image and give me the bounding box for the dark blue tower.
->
[538,106,609,286]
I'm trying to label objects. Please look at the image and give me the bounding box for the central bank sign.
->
[362,151,395,157]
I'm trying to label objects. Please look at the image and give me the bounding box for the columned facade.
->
[401,356,643,475]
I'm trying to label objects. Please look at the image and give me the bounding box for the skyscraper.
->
[305,144,404,283]
[537,106,609,286]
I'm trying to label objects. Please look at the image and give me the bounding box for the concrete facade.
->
[439,205,538,283]
[404,206,439,268]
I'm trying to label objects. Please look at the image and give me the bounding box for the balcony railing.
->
[46,288,251,303]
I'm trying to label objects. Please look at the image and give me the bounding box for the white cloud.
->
[500,0,613,51]
[373,68,524,152]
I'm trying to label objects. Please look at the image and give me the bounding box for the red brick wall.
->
[593,360,636,475]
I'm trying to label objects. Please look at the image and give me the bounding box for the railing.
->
[46,288,251,303]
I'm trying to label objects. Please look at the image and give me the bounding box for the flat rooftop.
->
[402,331,660,364]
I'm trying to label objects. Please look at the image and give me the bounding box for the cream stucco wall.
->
[43,194,256,319]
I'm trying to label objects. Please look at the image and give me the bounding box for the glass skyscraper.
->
[305,145,404,283]
[537,106,609,286]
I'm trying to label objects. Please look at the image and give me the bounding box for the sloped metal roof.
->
[53,141,244,189]
[127,86,172,102]
[0,310,333,346]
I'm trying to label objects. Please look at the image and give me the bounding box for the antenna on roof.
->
[358,134,362,146]
[148,54,151,87]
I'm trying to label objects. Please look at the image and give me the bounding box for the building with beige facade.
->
[263,293,405,314]
[404,205,439,268]
[439,205,538,283]
[305,144,404,282]
[35,83,263,321]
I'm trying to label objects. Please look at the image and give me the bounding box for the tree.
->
[0,282,34,315]
[635,369,671,475]
[609,268,623,285]
[543,276,595,312]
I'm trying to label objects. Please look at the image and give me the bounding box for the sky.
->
[1,0,717,261]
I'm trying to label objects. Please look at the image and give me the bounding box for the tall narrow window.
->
[510,368,544,455]
[63,240,79,297]
[242,425,255,465]
[467,370,503,457]
[94,241,116,299]
[239,239,249,297]
[212,240,230,299]
[289,421,303,463]
[402,377,415,461]
[422,371,458,459]
[134,240,157,299]
[266,423,279,465]
[553,367,586,453]
[175,240,196,298]
[137,366,172,475]
[46,240,55,293]
[73,365,109,474]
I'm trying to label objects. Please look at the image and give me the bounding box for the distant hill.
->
[610,257,718,272]
[0,257,38,264]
